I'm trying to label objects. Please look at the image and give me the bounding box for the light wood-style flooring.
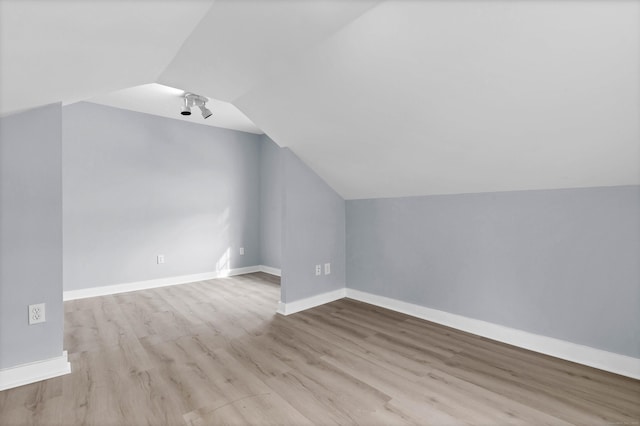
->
[1,272,638,425]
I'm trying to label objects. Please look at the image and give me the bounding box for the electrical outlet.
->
[157,254,165,264]
[239,247,245,255]
[315,264,321,276]
[28,303,46,325]
[324,263,331,275]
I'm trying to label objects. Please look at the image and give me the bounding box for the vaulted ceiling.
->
[1,0,638,199]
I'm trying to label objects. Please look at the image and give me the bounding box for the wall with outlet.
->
[62,102,261,291]
[0,103,64,369]
[346,186,640,358]
[258,136,283,269]
[281,149,345,303]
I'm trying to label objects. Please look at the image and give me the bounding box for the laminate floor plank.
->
[321,343,569,426]
[439,353,635,425]
[1,273,638,426]
[182,391,313,426]
[291,311,448,379]
[456,344,640,416]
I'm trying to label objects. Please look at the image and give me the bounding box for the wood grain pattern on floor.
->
[0,272,638,425]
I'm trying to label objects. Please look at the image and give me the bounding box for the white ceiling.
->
[86,83,262,134]
[0,0,213,114]
[1,0,638,199]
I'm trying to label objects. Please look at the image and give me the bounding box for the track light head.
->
[180,97,191,115]
[199,106,213,119]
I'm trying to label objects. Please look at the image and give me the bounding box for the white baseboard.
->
[277,288,346,316]
[259,265,282,276]
[0,351,71,391]
[345,288,640,380]
[63,266,262,301]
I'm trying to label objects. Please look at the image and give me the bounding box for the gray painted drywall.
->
[281,148,345,303]
[0,103,64,368]
[62,102,261,291]
[347,186,640,358]
[258,135,282,269]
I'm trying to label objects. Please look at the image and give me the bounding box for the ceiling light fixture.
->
[180,93,212,119]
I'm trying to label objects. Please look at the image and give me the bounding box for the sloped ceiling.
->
[0,0,214,113]
[1,0,638,199]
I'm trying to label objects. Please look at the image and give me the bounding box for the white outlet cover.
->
[28,303,46,325]
[315,265,322,276]
[239,247,245,255]
[324,263,331,275]
[157,255,165,264]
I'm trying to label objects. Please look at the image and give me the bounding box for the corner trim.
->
[63,266,262,301]
[0,351,71,391]
[277,288,346,316]
[259,265,282,276]
[345,288,640,380]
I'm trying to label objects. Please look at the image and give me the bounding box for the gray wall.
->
[258,135,282,269]
[0,103,64,368]
[347,186,640,358]
[63,102,261,291]
[281,149,345,303]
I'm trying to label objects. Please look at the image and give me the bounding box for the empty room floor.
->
[0,272,638,425]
